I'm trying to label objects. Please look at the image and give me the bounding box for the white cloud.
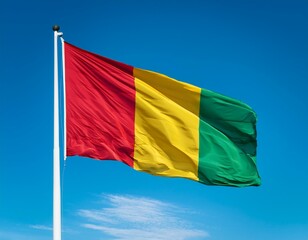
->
[83,223,208,240]
[29,224,77,235]
[29,224,53,231]
[0,229,51,240]
[78,194,209,240]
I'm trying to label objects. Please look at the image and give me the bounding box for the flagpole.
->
[53,25,62,240]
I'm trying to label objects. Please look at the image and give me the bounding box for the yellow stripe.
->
[133,68,200,181]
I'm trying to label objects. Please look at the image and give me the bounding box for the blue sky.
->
[1,0,308,239]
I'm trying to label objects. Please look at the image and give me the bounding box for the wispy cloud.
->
[78,194,209,240]
[0,229,51,240]
[29,224,53,231]
[29,224,77,235]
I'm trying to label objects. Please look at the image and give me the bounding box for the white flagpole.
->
[53,25,63,240]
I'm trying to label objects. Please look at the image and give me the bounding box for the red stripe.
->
[65,42,135,167]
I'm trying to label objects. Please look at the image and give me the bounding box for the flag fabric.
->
[64,41,260,187]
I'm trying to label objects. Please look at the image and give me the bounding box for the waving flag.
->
[64,41,260,187]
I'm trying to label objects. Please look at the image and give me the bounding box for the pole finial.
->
[53,25,60,31]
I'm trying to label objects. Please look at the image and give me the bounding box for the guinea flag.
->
[64,41,260,187]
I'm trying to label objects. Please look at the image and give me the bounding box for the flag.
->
[64,42,260,187]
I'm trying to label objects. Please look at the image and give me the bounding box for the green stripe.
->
[198,89,260,187]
